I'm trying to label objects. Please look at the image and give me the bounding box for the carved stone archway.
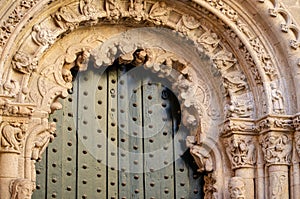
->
[0,0,300,198]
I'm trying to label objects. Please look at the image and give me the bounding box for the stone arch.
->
[0,0,299,198]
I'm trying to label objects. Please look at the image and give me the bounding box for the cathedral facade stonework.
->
[0,0,299,198]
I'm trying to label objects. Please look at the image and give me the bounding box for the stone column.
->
[293,114,300,199]
[258,115,293,199]
[222,118,257,199]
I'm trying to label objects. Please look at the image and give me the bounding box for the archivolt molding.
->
[0,0,296,117]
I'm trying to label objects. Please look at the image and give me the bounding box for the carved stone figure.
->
[149,2,170,25]
[10,178,34,199]
[228,177,246,199]
[223,71,247,93]
[186,136,213,172]
[3,79,20,97]
[32,122,56,161]
[12,51,37,74]
[79,0,98,20]
[198,31,220,52]
[270,83,284,114]
[31,24,55,46]
[129,0,147,21]
[261,133,292,165]
[212,50,236,72]
[225,97,253,118]
[225,135,256,169]
[176,14,200,35]
[270,172,287,199]
[105,0,122,20]
[52,6,80,30]
[1,122,26,152]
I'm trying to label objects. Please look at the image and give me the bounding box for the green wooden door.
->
[33,62,203,199]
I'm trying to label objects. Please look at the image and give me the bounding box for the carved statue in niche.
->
[186,136,213,172]
[129,0,147,21]
[79,0,98,20]
[148,2,171,25]
[10,178,34,199]
[261,134,292,165]
[1,122,26,152]
[32,122,56,161]
[270,83,284,114]
[31,24,55,46]
[228,177,246,199]
[52,6,80,30]
[225,136,256,169]
[105,0,122,20]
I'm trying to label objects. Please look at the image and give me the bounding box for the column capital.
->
[223,134,256,169]
[260,131,292,166]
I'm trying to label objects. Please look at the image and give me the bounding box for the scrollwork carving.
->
[224,135,256,169]
[260,133,292,165]
[10,178,35,199]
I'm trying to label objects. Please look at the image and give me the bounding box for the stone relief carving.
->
[32,122,55,161]
[224,135,256,169]
[12,51,37,74]
[228,177,246,199]
[270,83,284,114]
[31,24,55,47]
[148,2,171,25]
[10,178,35,199]
[186,136,213,172]
[260,133,292,165]
[128,0,147,21]
[52,5,81,31]
[176,14,201,36]
[203,173,217,199]
[79,0,99,21]
[0,122,27,153]
[0,99,34,117]
[105,0,123,21]
[270,172,287,199]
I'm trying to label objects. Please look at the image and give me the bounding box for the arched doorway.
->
[33,57,204,198]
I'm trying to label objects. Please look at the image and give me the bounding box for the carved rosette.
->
[260,132,292,166]
[224,135,256,170]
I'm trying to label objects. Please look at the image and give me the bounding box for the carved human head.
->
[10,178,34,199]
[228,177,246,199]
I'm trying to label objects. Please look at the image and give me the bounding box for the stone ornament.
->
[270,172,287,199]
[10,178,35,199]
[260,133,292,165]
[224,135,256,169]
[228,177,246,199]
[12,52,37,74]
[0,122,27,153]
[203,173,217,199]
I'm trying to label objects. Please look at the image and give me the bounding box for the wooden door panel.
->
[33,64,203,199]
